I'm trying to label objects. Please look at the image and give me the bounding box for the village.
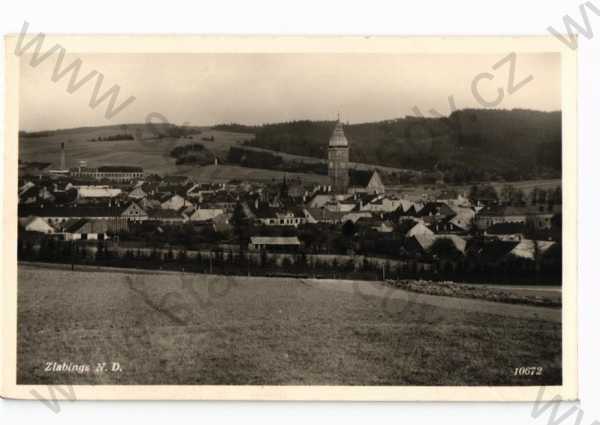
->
[9,39,572,392]
[17,121,562,284]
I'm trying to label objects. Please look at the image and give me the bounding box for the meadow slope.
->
[20,126,327,183]
[17,265,561,385]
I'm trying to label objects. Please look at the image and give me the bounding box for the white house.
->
[341,211,372,224]
[249,236,301,251]
[405,221,434,238]
[19,216,55,234]
[128,186,147,200]
[306,193,336,208]
[509,239,556,260]
[121,201,148,222]
[189,207,225,222]
[61,219,111,241]
[76,185,122,200]
[360,195,404,213]
[160,194,190,210]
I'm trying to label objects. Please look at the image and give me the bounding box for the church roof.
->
[328,120,349,148]
[349,169,374,188]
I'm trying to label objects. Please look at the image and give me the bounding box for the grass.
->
[17,264,561,386]
[19,126,327,183]
[20,126,248,174]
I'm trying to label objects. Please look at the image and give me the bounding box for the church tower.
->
[328,119,349,194]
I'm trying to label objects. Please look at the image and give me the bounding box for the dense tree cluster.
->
[227,146,327,174]
[89,133,135,142]
[169,143,216,165]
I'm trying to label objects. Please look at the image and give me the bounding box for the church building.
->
[328,120,350,194]
[327,119,385,196]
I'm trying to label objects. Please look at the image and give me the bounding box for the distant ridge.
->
[214,108,561,182]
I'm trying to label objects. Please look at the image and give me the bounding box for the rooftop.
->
[328,120,349,148]
[349,169,375,188]
[250,236,301,245]
[97,165,143,173]
[19,204,128,218]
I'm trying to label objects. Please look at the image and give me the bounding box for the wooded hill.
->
[215,109,561,183]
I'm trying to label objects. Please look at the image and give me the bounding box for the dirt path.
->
[306,279,561,323]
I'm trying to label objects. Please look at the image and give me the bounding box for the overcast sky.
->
[19,53,561,131]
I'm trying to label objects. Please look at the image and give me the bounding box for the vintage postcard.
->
[1,34,577,400]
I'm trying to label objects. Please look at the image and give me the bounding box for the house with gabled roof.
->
[76,185,122,203]
[305,193,337,209]
[303,207,345,224]
[248,201,307,227]
[120,201,148,222]
[390,202,425,221]
[128,186,147,200]
[404,221,434,238]
[348,169,385,195]
[201,191,238,211]
[360,194,403,213]
[59,218,113,241]
[448,206,475,231]
[186,183,216,200]
[341,211,372,224]
[375,220,395,233]
[509,239,556,260]
[18,201,144,228]
[324,199,358,213]
[18,216,55,234]
[139,196,161,211]
[249,236,301,252]
[189,207,225,222]
[475,205,528,230]
[159,193,191,210]
[414,234,467,255]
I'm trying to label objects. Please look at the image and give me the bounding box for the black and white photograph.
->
[1,34,578,401]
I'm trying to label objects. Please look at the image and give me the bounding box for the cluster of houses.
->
[18,172,236,240]
[18,163,562,265]
[19,125,560,264]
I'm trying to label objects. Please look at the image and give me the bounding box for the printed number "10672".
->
[514,367,543,376]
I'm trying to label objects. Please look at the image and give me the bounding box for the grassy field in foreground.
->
[17,265,561,386]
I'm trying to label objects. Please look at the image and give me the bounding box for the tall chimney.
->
[60,142,66,170]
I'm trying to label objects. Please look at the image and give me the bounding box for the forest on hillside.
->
[215,109,561,183]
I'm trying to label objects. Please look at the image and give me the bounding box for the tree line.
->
[18,234,561,285]
[226,110,561,183]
